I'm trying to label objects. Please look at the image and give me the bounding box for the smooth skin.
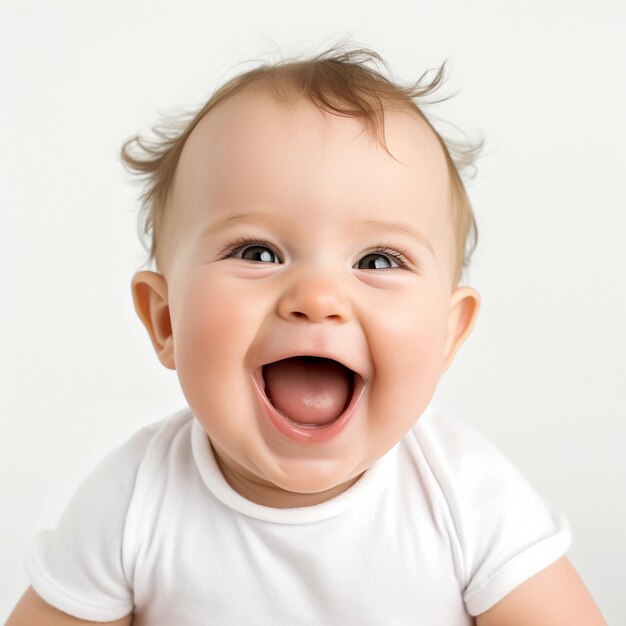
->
[5,587,132,625]
[5,93,607,625]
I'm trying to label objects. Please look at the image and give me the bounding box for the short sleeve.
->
[24,424,157,622]
[416,409,572,617]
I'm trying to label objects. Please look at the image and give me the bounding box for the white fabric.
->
[25,404,571,624]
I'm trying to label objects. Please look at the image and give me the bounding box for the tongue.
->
[263,357,353,425]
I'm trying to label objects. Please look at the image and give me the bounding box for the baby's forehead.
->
[177,88,449,213]
[175,92,450,220]
[185,87,447,171]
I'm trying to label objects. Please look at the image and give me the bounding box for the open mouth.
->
[253,356,364,443]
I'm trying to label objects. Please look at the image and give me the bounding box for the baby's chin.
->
[259,470,366,508]
[210,442,354,507]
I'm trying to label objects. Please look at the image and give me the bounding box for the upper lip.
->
[249,341,368,380]
[255,348,367,381]
[249,324,371,382]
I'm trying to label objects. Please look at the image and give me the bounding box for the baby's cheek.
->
[368,304,446,415]
[174,281,247,375]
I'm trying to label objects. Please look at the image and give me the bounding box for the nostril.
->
[290,310,343,321]
[278,287,351,323]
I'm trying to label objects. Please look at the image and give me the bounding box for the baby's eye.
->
[235,244,281,264]
[354,252,401,270]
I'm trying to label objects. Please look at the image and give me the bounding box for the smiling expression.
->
[132,90,480,508]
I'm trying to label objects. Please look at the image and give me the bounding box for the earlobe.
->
[442,286,481,372]
[131,271,176,370]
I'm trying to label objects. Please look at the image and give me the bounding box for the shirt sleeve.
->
[24,424,158,622]
[416,409,572,617]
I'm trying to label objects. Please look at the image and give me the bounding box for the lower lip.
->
[252,368,365,444]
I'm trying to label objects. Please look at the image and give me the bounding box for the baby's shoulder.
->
[72,407,195,511]
[401,403,553,529]
[403,404,571,616]
[407,403,523,480]
[101,407,192,473]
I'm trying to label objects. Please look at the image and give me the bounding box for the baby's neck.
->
[212,445,362,509]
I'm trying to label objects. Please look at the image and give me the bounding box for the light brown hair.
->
[120,45,481,285]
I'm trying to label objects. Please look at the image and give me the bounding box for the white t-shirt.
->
[25,404,570,625]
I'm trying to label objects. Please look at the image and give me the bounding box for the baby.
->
[7,47,606,625]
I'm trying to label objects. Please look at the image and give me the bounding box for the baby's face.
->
[139,91,479,507]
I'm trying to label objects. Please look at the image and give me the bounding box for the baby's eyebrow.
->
[198,211,284,240]
[356,220,435,256]
[198,212,434,256]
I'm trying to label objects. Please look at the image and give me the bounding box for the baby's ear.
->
[442,286,480,373]
[131,271,175,370]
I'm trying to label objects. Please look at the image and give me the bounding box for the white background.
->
[1,1,624,623]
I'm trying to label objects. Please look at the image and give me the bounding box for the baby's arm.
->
[476,557,606,625]
[5,587,132,626]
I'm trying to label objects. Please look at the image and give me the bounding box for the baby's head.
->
[123,47,481,507]
[124,48,478,285]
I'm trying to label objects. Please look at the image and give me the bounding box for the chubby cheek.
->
[171,273,258,420]
[366,292,448,434]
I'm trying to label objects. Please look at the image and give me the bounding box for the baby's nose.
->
[276,271,351,323]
